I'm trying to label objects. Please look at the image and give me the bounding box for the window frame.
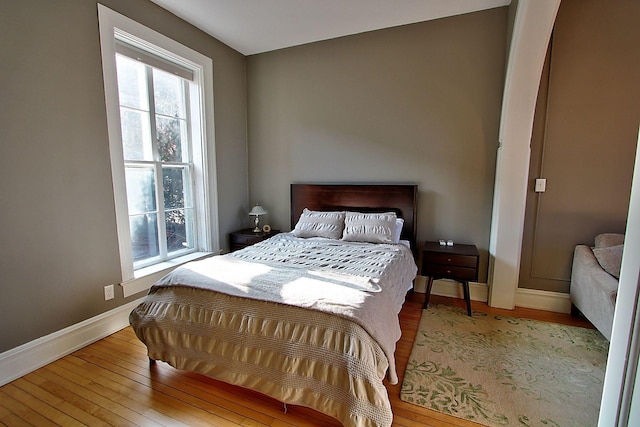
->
[98,4,219,294]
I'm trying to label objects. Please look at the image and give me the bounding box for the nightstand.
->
[422,241,479,316]
[229,228,279,252]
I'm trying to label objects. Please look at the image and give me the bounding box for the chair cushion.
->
[592,244,623,279]
[594,233,625,248]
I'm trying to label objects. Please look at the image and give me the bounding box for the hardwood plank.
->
[0,293,597,427]
[60,354,246,427]
[0,402,34,427]
[12,375,109,427]
[0,383,84,426]
[0,387,58,427]
[40,363,164,427]
[48,358,205,427]
[72,347,253,425]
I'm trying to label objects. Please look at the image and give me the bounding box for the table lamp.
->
[249,204,267,232]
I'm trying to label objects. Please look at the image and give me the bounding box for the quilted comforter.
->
[130,233,417,427]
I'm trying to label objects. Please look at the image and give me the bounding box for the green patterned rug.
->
[400,305,609,427]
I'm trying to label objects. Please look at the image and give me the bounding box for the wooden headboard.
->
[290,183,418,251]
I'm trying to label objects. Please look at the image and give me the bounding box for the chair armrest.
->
[572,245,619,295]
[570,245,618,340]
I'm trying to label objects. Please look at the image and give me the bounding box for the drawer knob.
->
[447,270,452,274]
[447,258,452,262]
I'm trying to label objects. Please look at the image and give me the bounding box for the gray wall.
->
[247,8,508,282]
[519,0,640,292]
[0,0,248,352]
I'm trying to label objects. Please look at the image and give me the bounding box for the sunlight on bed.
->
[182,256,273,289]
[279,276,368,307]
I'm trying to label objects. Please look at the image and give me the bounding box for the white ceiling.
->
[149,0,511,55]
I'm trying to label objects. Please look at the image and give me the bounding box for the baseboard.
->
[414,276,571,313]
[414,275,489,302]
[0,297,145,387]
[515,288,572,313]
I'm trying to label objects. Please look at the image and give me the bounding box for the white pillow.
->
[342,211,397,244]
[292,208,345,239]
[392,218,404,244]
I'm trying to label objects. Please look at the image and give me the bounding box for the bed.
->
[129,183,418,427]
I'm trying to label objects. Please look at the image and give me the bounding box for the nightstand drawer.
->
[427,252,477,268]
[229,228,280,252]
[423,263,478,281]
[232,234,261,245]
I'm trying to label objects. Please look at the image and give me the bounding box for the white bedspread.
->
[152,232,417,383]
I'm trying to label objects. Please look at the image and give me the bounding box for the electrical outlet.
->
[104,284,115,301]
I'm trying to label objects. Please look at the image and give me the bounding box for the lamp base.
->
[252,215,261,233]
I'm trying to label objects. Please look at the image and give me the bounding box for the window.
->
[98,5,218,289]
[115,50,196,267]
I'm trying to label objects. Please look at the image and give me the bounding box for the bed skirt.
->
[130,285,394,427]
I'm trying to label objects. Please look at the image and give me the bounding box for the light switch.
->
[535,178,546,193]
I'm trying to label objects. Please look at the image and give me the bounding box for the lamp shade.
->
[249,204,267,216]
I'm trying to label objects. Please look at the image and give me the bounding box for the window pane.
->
[156,116,186,162]
[125,167,156,214]
[153,69,186,118]
[120,108,153,160]
[116,55,149,111]
[162,167,189,209]
[166,209,193,253]
[130,213,159,261]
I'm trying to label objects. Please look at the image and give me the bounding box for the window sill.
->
[121,251,217,298]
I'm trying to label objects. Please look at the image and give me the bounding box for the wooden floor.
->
[0,294,595,427]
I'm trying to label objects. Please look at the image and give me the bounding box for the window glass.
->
[153,69,186,118]
[156,115,186,162]
[162,167,187,209]
[116,56,148,110]
[116,52,195,267]
[125,167,156,215]
[130,214,159,261]
[119,108,152,161]
[166,209,192,253]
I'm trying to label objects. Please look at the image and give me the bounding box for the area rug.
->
[400,305,609,427]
